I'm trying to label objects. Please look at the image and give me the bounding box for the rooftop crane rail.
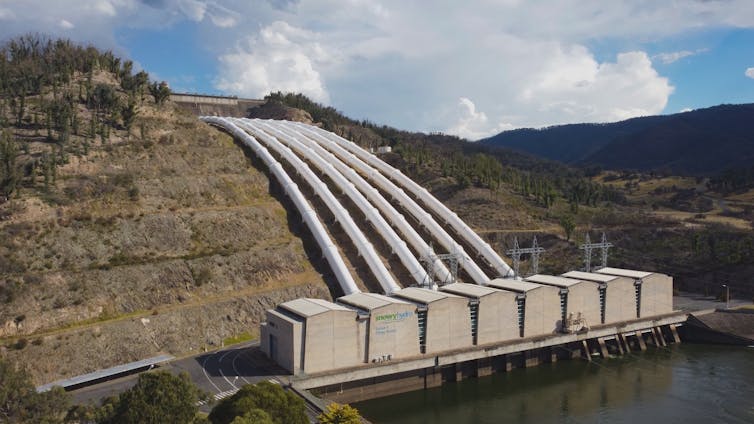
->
[226,118,401,295]
[248,118,450,286]
[283,121,493,285]
[237,118,428,289]
[200,117,360,295]
[290,121,514,279]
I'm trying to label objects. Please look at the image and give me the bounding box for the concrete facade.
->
[392,287,473,354]
[525,274,602,331]
[440,283,519,345]
[261,298,361,375]
[338,292,420,363]
[563,271,637,324]
[596,267,674,317]
[260,309,303,374]
[487,278,561,337]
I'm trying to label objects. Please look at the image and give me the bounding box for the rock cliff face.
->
[0,102,333,384]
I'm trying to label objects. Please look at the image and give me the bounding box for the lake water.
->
[356,344,754,424]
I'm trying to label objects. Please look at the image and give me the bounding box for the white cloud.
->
[653,48,708,64]
[680,107,693,113]
[746,68,754,79]
[214,21,332,103]
[518,49,673,124]
[446,98,513,140]
[59,19,75,29]
[4,0,754,131]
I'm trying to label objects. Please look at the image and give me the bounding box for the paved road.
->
[71,341,288,408]
[673,291,750,312]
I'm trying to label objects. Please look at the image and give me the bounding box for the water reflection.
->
[356,345,754,424]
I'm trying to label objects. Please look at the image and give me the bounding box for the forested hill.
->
[480,103,754,176]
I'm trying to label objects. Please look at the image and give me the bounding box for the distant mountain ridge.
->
[480,104,754,175]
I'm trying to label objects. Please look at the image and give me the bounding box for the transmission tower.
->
[580,232,613,272]
[506,236,545,278]
[421,243,460,287]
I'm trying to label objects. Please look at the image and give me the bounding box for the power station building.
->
[486,278,561,337]
[596,267,673,318]
[260,298,361,375]
[337,292,420,363]
[261,270,675,376]
[562,270,638,324]
[391,287,473,354]
[440,283,519,345]
[525,274,602,331]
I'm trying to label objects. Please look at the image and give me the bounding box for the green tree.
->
[317,403,362,424]
[149,81,171,105]
[208,381,307,424]
[100,371,204,424]
[230,409,273,424]
[121,99,138,138]
[0,129,19,198]
[0,357,70,423]
[559,215,576,241]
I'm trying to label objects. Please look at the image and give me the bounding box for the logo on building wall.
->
[375,311,413,323]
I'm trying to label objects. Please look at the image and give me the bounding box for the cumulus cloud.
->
[746,68,754,79]
[214,21,332,102]
[519,49,673,124]
[446,98,513,140]
[3,0,754,130]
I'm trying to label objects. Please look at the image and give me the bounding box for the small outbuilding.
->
[596,267,674,317]
[440,282,519,345]
[338,292,420,363]
[486,278,561,338]
[562,271,636,325]
[525,274,602,332]
[391,287,473,354]
[260,298,360,375]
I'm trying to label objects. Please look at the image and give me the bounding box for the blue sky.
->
[1,0,754,139]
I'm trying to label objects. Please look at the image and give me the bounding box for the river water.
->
[355,344,754,424]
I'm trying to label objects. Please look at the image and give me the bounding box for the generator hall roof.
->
[393,287,463,304]
[526,274,587,288]
[279,298,352,318]
[441,282,508,298]
[596,267,654,279]
[562,270,619,283]
[338,292,411,311]
[487,278,544,293]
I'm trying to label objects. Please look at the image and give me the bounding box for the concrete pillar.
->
[477,358,492,377]
[581,340,592,361]
[635,331,647,351]
[648,328,660,346]
[524,350,539,368]
[669,324,682,344]
[597,338,610,358]
[654,327,667,347]
[548,347,558,363]
[613,337,624,355]
[619,333,631,353]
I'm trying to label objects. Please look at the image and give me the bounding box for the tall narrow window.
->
[599,287,606,324]
[560,291,568,326]
[516,297,526,337]
[418,309,427,354]
[635,281,642,318]
[470,302,479,345]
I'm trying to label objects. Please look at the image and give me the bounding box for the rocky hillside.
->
[0,37,330,384]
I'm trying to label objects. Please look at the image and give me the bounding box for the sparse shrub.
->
[32,338,43,346]
[14,338,28,350]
